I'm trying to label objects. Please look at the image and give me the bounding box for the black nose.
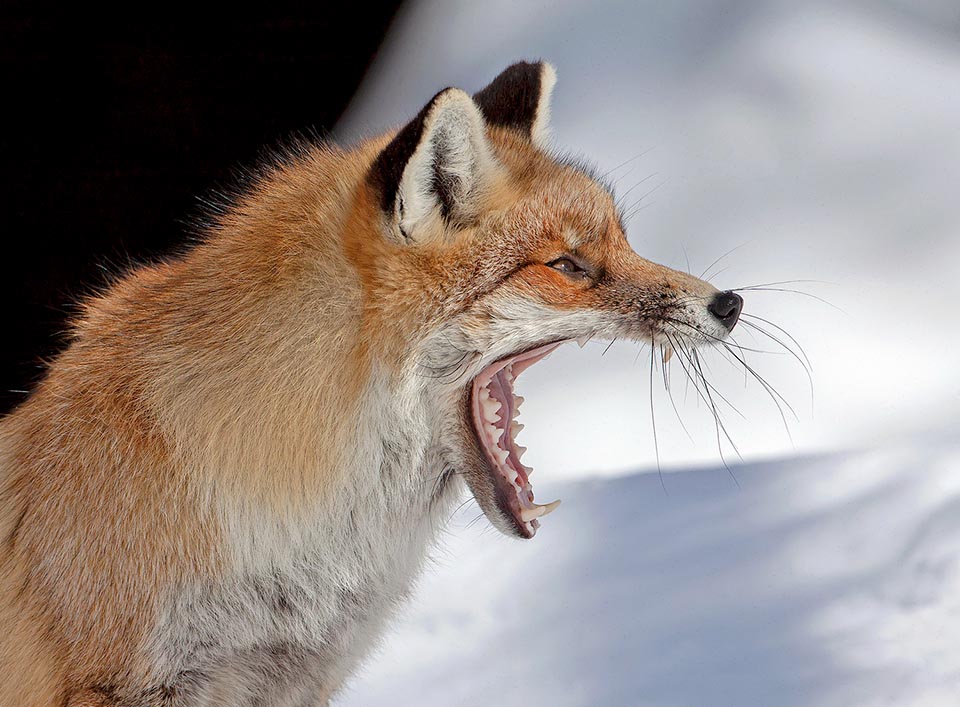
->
[708,291,743,330]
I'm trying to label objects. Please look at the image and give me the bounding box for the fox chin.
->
[0,61,742,706]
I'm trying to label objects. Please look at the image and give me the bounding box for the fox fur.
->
[0,61,734,705]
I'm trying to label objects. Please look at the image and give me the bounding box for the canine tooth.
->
[576,335,592,348]
[662,346,674,364]
[519,499,562,523]
[540,499,561,516]
[520,506,546,522]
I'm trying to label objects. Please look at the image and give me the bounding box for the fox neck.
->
[201,350,464,568]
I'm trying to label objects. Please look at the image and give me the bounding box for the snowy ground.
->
[340,444,960,706]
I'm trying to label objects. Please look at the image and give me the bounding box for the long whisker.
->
[738,319,815,408]
[740,313,813,370]
[721,342,797,444]
[731,286,844,313]
[699,242,749,281]
[673,340,741,485]
[661,316,779,355]
[663,334,694,442]
[728,279,834,289]
[650,341,667,495]
[691,349,742,487]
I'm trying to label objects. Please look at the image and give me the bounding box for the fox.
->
[0,61,743,705]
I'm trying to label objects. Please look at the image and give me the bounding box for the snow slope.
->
[340,445,960,706]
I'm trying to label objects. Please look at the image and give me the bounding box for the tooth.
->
[514,395,525,408]
[502,466,519,484]
[510,421,524,437]
[519,507,543,522]
[519,499,562,523]
[519,506,546,522]
[479,387,490,401]
[662,346,674,364]
[522,464,533,474]
[577,335,592,348]
[495,447,509,464]
[515,445,527,457]
[485,423,501,444]
[540,499,561,516]
[481,397,502,422]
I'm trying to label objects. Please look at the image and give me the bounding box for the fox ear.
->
[368,88,497,243]
[473,61,556,148]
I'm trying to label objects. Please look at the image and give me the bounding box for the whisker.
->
[663,334,695,442]
[738,319,814,409]
[740,313,813,371]
[672,339,741,485]
[721,342,797,444]
[728,279,834,289]
[699,242,750,281]
[691,348,743,485]
[661,316,779,355]
[649,341,667,495]
[731,286,844,313]
[464,512,487,531]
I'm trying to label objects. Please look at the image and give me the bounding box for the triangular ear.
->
[473,61,556,148]
[367,88,498,243]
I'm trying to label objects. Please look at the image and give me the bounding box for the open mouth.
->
[470,341,564,538]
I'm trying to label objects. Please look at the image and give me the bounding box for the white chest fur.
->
[147,382,461,705]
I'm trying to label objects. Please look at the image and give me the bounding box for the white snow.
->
[340,444,960,706]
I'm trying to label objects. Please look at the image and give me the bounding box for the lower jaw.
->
[468,341,566,538]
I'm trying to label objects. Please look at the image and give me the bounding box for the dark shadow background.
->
[0,3,402,415]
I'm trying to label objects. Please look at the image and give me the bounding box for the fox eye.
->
[547,257,586,275]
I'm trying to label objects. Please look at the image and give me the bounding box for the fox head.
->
[348,61,743,538]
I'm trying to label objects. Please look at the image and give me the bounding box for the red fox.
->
[0,61,742,705]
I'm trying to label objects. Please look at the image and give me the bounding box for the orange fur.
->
[0,64,729,704]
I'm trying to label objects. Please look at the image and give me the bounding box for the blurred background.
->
[5,2,960,705]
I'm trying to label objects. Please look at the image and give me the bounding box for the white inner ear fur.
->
[531,63,557,149]
[397,89,498,239]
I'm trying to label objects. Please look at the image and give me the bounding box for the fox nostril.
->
[708,291,743,330]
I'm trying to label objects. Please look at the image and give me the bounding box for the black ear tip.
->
[473,60,555,140]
